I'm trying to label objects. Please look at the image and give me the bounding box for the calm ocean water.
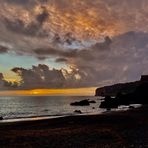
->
[0,96,102,119]
[0,96,140,120]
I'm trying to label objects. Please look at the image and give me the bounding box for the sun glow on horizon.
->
[0,87,97,96]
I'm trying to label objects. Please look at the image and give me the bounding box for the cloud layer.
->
[0,0,148,53]
[11,64,85,89]
[0,1,148,89]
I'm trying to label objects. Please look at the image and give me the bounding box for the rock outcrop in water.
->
[89,100,96,103]
[100,96,118,109]
[70,99,90,106]
[70,99,96,106]
[74,110,82,114]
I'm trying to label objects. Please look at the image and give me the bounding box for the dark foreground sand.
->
[0,106,148,148]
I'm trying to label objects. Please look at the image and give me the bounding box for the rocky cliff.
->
[95,81,140,96]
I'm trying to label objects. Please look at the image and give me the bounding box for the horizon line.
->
[0,87,97,96]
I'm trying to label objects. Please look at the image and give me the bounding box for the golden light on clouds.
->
[1,0,148,43]
[1,1,121,41]
[3,71,20,82]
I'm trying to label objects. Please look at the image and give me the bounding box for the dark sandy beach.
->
[0,106,148,148]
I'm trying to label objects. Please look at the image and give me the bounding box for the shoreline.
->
[0,104,141,124]
[0,104,142,123]
[0,104,143,126]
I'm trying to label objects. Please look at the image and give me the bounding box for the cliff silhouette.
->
[95,80,140,96]
[99,75,148,109]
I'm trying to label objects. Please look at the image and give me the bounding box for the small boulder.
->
[70,99,90,106]
[129,106,135,109]
[89,100,96,103]
[74,110,82,114]
[99,96,118,109]
[0,116,3,120]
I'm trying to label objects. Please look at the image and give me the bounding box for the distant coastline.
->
[95,77,145,96]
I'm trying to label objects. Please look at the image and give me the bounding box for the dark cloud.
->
[11,67,25,75]
[34,48,60,56]
[11,64,85,88]
[36,7,49,25]
[1,31,148,89]
[0,73,4,80]
[64,33,77,45]
[71,31,148,86]
[0,73,5,88]
[31,32,148,87]
[1,0,148,55]
[12,65,65,88]
[33,36,111,60]
[5,0,31,4]
[53,34,62,44]
[52,33,82,48]
[34,47,78,58]
[0,45,9,53]
[4,0,37,8]
[4,17,48,37]
[113,31,148,49]
[7,0,46,4]
[55,58,68,63]
[3,6,49,37]
[92,36,112,50]
[0,73,15,89]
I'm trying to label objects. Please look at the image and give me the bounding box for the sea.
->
[0,96,141,122]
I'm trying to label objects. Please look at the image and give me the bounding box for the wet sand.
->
[0,106,148,148]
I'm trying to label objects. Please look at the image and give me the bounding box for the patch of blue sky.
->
[0,53,67,71]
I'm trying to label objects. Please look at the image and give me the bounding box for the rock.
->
[74,110,82,114]
[70,99,90,106]
[106,108,111,111]
[129,106,135,109]
[115,92,131,105]
[99,75,148,110]
[115,80,148,105]
[95,81,139,96]
[99,96,118,109]
[133,81,148,104]
[97,75,148,106]
[0,116,3,120]
[89,100,96,103]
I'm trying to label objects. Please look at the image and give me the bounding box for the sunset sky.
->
[0,0,148,95]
